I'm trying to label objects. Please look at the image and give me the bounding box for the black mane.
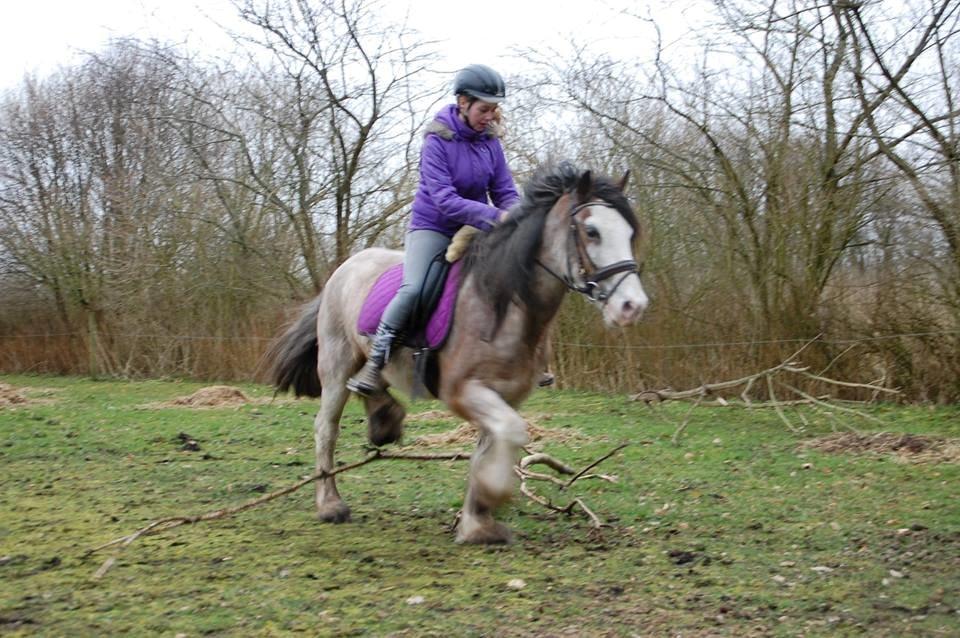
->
[463,161,639,332]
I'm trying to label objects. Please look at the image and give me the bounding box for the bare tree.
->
[535,2,904,334]
[0,41,185,374]
[170,0,437,291]
[843,0,960,307]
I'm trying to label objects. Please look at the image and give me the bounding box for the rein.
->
[536,199,639,304]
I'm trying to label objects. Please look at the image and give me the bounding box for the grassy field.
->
[1,374,958,637]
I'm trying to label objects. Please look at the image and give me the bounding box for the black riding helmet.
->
[453,64,506,103]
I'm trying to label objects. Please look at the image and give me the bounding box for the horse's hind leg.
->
[364,392,406,446]
[314,382,352,523]
[449,380,529,544]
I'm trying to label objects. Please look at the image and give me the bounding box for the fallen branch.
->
[630,336,897,440]
[561,442,629,489]
[520,452,575,474]
[768,374,802,434]
[570,498,604,530]
[516,443,628,531]
[87,449,467,579]
[88,445,625,579]
[631,337,818,403]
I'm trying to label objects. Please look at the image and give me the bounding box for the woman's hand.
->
[498,210,510,223]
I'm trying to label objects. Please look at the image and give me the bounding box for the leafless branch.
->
[632,338,897,441]
[514,444,629,531]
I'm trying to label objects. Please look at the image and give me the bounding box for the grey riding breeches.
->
[379,229,452,331]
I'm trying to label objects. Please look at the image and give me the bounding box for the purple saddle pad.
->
[357,259,463,349]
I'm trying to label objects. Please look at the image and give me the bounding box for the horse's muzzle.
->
[604,279,648,327]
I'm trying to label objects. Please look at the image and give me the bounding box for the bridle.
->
[536,199,640,304]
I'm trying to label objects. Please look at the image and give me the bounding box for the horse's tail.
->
[264,293,324,397]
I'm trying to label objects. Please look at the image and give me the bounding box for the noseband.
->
[537,199,640,304]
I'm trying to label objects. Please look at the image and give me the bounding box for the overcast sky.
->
[0,0,707,91]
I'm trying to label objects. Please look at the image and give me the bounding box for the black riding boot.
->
[347,324,401,396]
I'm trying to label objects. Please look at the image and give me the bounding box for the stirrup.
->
[347,361,386,396]
[347,324,399,396]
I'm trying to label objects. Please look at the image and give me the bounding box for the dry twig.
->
[515,443,627,531]
[561,442,628,489]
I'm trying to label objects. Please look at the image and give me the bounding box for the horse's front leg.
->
[314,382,352,523]
[449,380,529,544]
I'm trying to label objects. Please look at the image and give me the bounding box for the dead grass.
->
[404,409,456,423]
[406,410,587,448]
[804,432,960,464]
[0,383,58,408]
[166,385,252,408]
[0,382,28,407]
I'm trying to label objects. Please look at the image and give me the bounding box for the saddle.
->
[356,253,464,396]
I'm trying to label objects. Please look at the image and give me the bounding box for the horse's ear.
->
[576,170,593,201]
[617,170,630,191]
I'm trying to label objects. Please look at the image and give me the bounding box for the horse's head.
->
[550,169,649,328]
[466,162,648,335]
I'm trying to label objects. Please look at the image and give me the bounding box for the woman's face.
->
[458,97,499,132]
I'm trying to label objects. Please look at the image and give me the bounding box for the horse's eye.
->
[585,226,600,240]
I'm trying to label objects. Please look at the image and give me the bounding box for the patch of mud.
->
[166,385,253,408]
[803,432,960,464]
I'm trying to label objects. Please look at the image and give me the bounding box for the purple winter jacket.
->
[409,104,520,237]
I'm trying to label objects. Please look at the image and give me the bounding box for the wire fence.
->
[2,328,957,400]
[2,329,958,349]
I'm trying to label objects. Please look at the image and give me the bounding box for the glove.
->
[445,225,480,262]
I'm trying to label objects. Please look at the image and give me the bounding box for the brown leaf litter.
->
[803,432,960,464]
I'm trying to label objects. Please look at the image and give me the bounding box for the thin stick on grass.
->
[520,452,575,474]
[671,395,704,445]
[87,449,468,579]
[569,498,605,529]
[560,442,629,490]
[89,446,625,579]
[630,337,820,404]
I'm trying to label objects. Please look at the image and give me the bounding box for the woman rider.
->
[347,64,520,396]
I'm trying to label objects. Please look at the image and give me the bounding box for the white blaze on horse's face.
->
[579,204,649,328]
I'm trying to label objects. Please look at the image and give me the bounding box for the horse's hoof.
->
[368,401,406,446]
[316,501,351,524]
[456,520,512,545]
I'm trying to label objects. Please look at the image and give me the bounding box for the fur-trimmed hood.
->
[425,104,504,141]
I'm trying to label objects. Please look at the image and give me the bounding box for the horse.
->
[265,162,648,544]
